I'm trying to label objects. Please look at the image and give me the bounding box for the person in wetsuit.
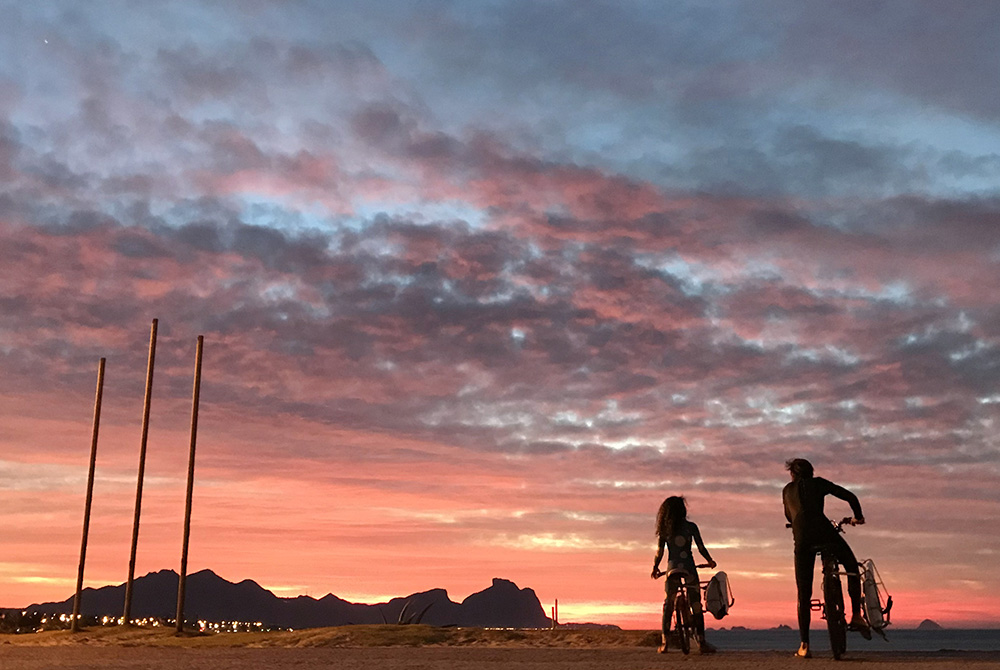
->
[782,458,870,658]
[651,495,717,654]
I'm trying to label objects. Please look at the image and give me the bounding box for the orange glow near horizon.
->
[3,403,1000,631]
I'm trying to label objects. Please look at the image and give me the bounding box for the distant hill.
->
[917,619,943,630]
[25,570,552,629]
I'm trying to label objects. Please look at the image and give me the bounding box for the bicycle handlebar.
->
[652,563,714,579]
[834,516,868,533]
[785,517,862,532]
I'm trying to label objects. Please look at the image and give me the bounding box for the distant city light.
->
[0,609,287,635]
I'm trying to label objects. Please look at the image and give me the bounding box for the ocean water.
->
[707,628,1000,652]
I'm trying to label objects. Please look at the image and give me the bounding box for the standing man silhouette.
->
[783,458,870,658]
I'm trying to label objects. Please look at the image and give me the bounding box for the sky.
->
[2,0,1000,630]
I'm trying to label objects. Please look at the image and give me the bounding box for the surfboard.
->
[861,559,888,630]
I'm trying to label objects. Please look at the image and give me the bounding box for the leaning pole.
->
[175,335,204,634]
[123,319,158,625]
[71,357,106,633]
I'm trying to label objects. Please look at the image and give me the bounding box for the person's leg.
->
[689,577,705,637]
[660,575,680,652]
[660,599,669,651]
[828,535,861,618]
[793,545,814,656]
[829,535,870,638]
[688,573,716,653]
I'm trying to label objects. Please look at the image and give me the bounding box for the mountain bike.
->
[787,517,893,660]
[653,563,711,655]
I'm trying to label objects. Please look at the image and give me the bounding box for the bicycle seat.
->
[666,567,693,579]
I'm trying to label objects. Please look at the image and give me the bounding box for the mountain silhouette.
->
[27,570,551,629]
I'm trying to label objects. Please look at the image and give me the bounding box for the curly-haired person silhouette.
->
[651,495,717,654]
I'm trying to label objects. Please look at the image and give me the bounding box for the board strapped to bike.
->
[859,557,893,639]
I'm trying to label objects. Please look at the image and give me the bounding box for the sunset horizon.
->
[7,561,998,631]
[3,1,1000,635]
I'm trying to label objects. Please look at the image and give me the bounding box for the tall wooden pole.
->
[124,319,157,625]
[71,358,105,633]
[175,336,204,634]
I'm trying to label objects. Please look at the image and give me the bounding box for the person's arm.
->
[782,483,794,525]
[823,478,864,523]
[691,522,717,568]
[652,539,666,578]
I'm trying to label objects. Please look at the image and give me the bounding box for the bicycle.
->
[653,563,712,655]
[786,516,893,660]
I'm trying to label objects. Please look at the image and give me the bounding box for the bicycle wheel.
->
[822,556,847,660]
[673,596,691,655]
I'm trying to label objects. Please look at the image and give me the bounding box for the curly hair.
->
[655,495,687,540]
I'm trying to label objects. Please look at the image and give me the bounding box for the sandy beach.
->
[2,627,998,670]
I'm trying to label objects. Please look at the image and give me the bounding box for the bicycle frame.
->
[811,548,892,654]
